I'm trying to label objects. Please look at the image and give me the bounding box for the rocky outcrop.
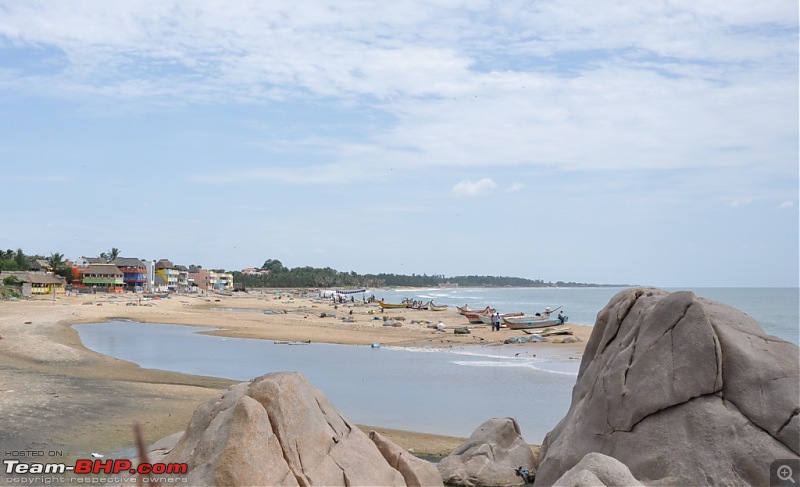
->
[369,430,444,487]
[535,288,800,486]
[551,452,643,487]
[438,417,537,487]
[154,372,436,486]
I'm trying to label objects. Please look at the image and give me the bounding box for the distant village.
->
[0,256,241,297]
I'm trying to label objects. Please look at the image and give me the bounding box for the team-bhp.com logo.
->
[4,458,188,478]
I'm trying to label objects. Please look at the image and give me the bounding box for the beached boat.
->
[457,305,492,315]
[377,300,411,309]
[502,313,568,330]
[428,301,449,311]
[477,312,524,325]
[464,308,497,323]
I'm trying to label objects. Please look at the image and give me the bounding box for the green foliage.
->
[261,259,287,273]
[0,248,29,271]
[233,258,606,289]
[0,284,22,300]
[100,247,121,263]
[3,275,21,286]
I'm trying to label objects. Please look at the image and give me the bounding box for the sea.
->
[74,287,798,444]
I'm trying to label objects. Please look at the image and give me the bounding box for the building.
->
[112,257,147,292]
[187,268,234,292]
[209,270,234,292]
[174,265,190,292]
[0,271,66,297]
[154,259,179,292]
[188,268,210,291]
[81,264,125,293]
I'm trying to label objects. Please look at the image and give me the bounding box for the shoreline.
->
[0,290,590,460]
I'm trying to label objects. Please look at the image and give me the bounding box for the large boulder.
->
[438,417,537,487]
[156,372,434,486]
[535,288,800,486]
[551,452,643,487]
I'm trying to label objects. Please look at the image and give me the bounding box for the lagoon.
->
[76,320,580,442]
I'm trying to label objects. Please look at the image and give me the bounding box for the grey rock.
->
[159,372,423,486]
[535,288,800,486]
[552,452,643,487]
[369,430,444,487]
[438,417,536,487]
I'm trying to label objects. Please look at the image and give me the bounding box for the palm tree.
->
[46,252,65,270]
[100,248,121,263]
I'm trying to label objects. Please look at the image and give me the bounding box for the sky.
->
[0,1,797,288]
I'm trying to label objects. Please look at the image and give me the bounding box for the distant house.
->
[174,265,190,292]
[1,271,66,297]
[81,264,125,293]
[112,257,147,292]
[241,267,268,276]
[154,259,179,292]
[209,270,234,292]
[29,259,52,272]
[188,268,210,291]
[74,257,106,270]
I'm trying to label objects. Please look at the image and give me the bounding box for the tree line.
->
[1,249,614,290]
[232,259,610,289]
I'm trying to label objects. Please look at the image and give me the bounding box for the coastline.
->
[0,290,590,460]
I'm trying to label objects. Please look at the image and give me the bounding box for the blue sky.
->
[0,1,797,287]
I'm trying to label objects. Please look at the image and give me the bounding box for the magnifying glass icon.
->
[778,465,795,484]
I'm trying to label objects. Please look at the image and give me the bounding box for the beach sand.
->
[0,290,590,460]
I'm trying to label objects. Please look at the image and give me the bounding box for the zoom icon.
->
[772,459,800,486]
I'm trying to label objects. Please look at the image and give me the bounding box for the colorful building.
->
[154,259,179,292]
[81,264,125,293]
[112,257,147,292]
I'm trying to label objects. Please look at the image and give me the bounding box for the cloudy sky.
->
[0,1,797,287]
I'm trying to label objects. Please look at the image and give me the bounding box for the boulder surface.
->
[535,288,800,486]
[438,417,537,487]
[155,372,436,486]
[551,452,643,487]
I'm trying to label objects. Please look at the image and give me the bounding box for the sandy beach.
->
[0,290,590,461]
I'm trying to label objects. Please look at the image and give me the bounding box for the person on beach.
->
[491,311,500,332]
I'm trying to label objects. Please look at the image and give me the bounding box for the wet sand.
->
[0,290,590,460]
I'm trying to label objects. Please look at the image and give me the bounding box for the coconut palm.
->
[100,248,121,263]
[46,252,65,270]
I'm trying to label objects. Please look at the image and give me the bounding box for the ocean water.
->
[370,286,799,344]
[74,287,798,444]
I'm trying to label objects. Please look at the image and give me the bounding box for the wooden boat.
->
[428,301,449,311]
[502,313,568,330]
[477,312,524,325]
[457,305,492,315]
[377,300,410,309]
[464,307,497,323]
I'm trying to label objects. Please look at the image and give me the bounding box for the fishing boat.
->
[477,312,524,325]
[457,304,492,315]
[463,308,496,323]
[377,300,411,309]
[428,301,449,311]
[502,313,568,330]
[457,304,474,314]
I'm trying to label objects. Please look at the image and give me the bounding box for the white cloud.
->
[506,182,524,193]
[731,197,753,207]
[452,178,497,197]
[778,200,795,209]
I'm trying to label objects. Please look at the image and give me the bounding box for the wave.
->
[450,360,578,376]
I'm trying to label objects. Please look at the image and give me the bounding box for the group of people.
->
[490,311,502,331]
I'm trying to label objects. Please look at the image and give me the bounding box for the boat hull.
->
[502,315,567,330]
